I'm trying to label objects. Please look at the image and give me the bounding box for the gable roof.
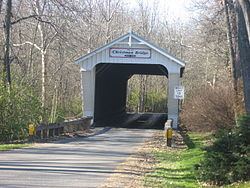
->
[75,31,185,67]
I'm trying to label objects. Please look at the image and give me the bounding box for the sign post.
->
[174,86,184,100]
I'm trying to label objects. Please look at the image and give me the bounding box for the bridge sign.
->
[174,86,184,99]
[109,48,151,59]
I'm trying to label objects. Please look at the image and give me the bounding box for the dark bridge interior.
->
[94,63,168,129]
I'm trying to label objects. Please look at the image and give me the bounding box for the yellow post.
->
[164,120,173,147]
[167,128,173,139]
[167,128,173,147]
[164,128,168,138]
[28,124,35,136]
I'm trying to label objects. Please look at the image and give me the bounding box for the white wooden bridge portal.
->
[75,32,185,129]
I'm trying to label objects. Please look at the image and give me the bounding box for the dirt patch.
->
[101,130,185,188]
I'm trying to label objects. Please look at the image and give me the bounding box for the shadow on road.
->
[94,113,167,129]
[0,128,156,187]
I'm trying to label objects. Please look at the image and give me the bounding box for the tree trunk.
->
[41,50,46,108]
[224,0,240,117]
[237,1,250,114]
[3,0,12,86]
[33,0,48,121]
[238,0,250,44]
[139,75,144,112]
[0,0,3,13]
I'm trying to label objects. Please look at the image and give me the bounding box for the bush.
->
[144,91,167,112]
[181,85,235,132]
[127,89,167,113]
[196,115,250,185]
[0,83,42,142]
[127,89,140,112]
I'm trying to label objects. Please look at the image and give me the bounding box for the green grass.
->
[0,143,30,151]
[225,182,250,188]
[145,133,206,188]
[144,133,249,188]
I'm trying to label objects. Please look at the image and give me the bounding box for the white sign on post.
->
[109,48,151,59]
[174,86,184,99]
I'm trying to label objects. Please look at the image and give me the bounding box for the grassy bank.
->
[144,133,206,188]
[144,132,249,188]
[0,144,30,151]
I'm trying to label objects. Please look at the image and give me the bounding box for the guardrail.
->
[35,117,92,139]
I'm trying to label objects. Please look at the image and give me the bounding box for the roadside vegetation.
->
[0,82,41,143]
[197,116,250,186]
[145,129,250,188]
[145,133,208,188]
[149,76,249,187]
[0,143,30,151]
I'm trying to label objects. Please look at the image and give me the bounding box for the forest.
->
[0,0,249,186]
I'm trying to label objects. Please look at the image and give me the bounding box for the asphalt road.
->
[0,128,156,188]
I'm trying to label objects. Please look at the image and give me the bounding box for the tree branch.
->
[11,15,38,25]
[13,41,42,51]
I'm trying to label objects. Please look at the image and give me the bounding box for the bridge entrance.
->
[94,63,168,128]
[75,32,185,129]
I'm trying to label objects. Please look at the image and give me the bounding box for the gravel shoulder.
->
[102,130,185,188]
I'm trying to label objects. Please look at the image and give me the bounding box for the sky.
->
[126,0,194,23]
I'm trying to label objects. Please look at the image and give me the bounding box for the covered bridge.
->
[75,32,185,129]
